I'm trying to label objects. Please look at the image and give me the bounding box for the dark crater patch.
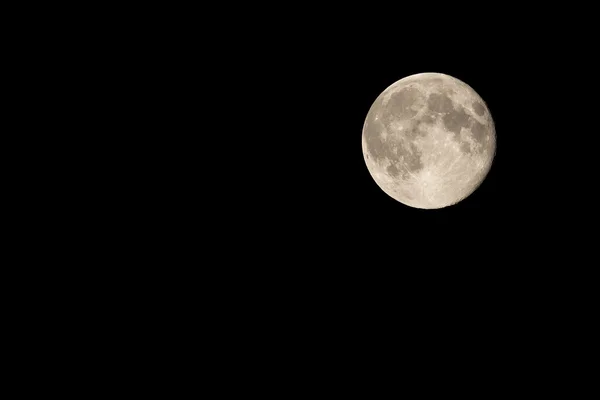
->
[384,87,422,121]
[442,106,470,135]
[460,141,472,154]
[470,119,487,145]
[427,92,454,113]
[472,101,485,116]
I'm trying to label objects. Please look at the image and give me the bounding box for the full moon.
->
[362,72,496,209]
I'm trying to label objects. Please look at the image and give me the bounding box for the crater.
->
[472,101,485,116]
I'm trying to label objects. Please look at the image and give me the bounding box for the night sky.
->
[163,7,596,301]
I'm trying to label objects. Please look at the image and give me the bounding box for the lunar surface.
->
[362,72,496,209]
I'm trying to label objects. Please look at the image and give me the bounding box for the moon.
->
[362,72,496,209]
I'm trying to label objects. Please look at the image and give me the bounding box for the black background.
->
[178,10,599,364]
[9,5,598,382]
[67,6,597,309]
[174,8,600,293]
[222,27,570,257]
[20,4,595,317]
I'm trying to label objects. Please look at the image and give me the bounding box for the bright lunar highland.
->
[362,72,496,209]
